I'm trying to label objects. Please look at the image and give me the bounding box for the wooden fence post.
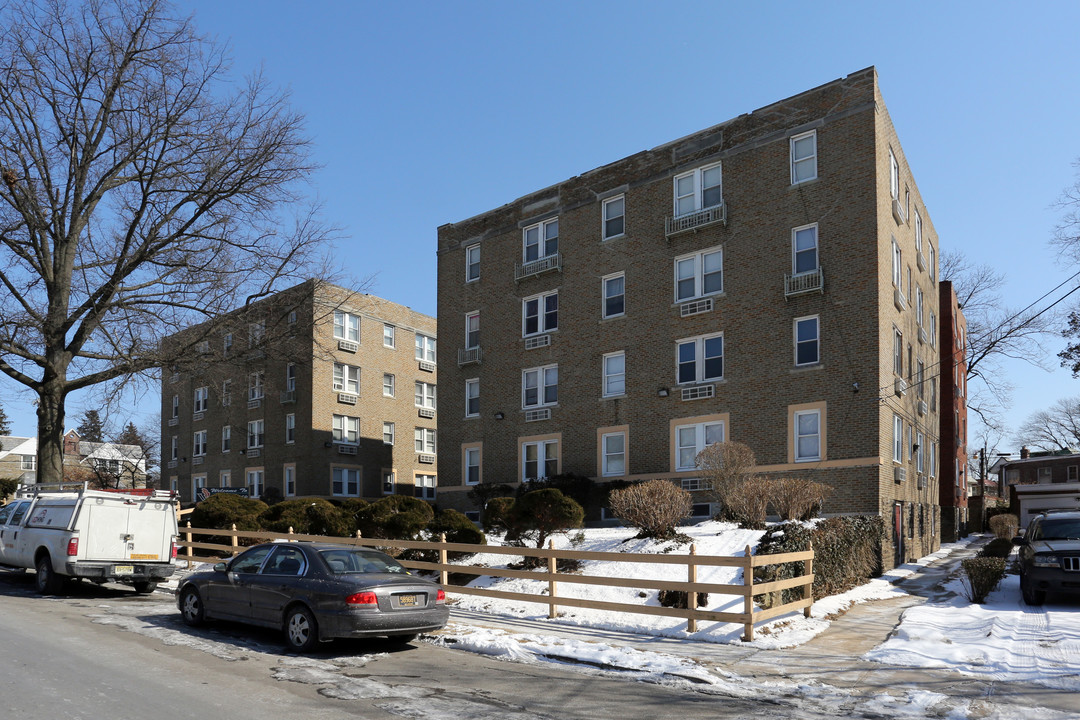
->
[686,543,698,633]
[804,540,814,618]
[548,539,558,619]
[742,544,754,642]
[231,523,239,556]
[439,533,448,587]
[185,521,193,569]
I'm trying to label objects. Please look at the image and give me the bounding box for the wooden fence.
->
[176,521,813,642]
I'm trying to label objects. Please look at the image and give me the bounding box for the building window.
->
[522,292,558,336]
[193,430,207,457]
[383,471,395,495]
[170,435,178,461]
[603,272,625,319]
[465,244,481,282]
[674,247,723,302]
[675,421,724,471]
[246,469,264,499]
[465,311,480,349]
[893,415,903,463]
[522,364,558,408]
[916,431,925,474]
[171,394,179,419]
[1038,467,1052,484]
[916,286,924,327]
[465,447,481,485]
[677,334,723,384]
[248,321,265,348]
[674,162,722,217]
[929,311,937,348]
[889,148,899,201]
[286,364,297,392]
[415,381,437,410]
[893,329,903,376]
[415,333,436,363]
[792,224,818,274]
[916,360,925,399]
[929,443,936,478]
[248,371,264,401]
[223,333,233,356]
[21,455,35,471]
[333,311,359,342]
[603,352,626,397]
[928,243,936,283]
[221,426,231,453]
[284,465,295,496]
[383,324,395,348]
[794,410,821,462]
[914,209,923,253]
[220,470,231,488]
[414,427,437,455]
[602,195,625,240]
[383,373,395,397]
[332,467,360,497]
[795,316,819,366]
[892,239,903,290]
[414,474,436,501]
[333,363,360,394]
[465,379,480,418]
[790,130,817,184]
[192,475,206,500]
[523,218,558,262]
[221,380,231,406]
[247,420,264,449]
[333,415,359,445]
[285,413,295,444]
[602,432,625,476]
[194,386,209,413]
[523,440,558,481]
[383,422,395,445]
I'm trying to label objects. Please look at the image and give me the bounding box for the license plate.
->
[130,554,158,560]
[397,594,419,607]
[114,565,134,575]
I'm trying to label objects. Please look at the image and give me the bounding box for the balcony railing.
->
[784,268,824,298]
[515,253,561,281]
[458,346,482,366]
[666,203,726,238]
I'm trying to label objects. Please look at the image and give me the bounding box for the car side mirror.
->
[213,562,228,572]
[1012,536,1028,547]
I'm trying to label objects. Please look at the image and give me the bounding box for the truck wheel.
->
[35,555,64,595]
[284,605,320,653]
[1021,575,1046,606]
[133,581,158,595]
[180,587,205,626]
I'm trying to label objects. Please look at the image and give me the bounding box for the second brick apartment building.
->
[436,67,952,567]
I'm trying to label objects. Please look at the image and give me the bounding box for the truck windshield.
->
[1036,519,1080,540]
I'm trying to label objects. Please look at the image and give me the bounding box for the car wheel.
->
[388,633,418,644]
[180,587,205,626]
[1020,575,1046,606]
[284,605,320,653]
[35,555,63,595]
[133,581,158,595]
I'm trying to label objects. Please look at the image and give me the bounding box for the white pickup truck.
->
[0,483,179,594]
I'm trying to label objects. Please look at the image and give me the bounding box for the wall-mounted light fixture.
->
[657,388,669,397]
[494,412,505,420]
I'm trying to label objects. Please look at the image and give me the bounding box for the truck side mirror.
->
[213,562,227,572]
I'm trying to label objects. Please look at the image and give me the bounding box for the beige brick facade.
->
[436,68,946,566]
[160,281,437,505]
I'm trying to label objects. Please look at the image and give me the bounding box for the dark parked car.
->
[176,542,448,651]
[1013,511,1080,606]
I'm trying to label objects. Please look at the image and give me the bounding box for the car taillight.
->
[171,541,178,559]
[67,537,79,557]
[347,591,378,606]
[436,588,446,604]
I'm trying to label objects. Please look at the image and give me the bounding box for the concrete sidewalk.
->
[443,538,1080,716]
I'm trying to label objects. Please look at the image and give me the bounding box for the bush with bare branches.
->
[697,442,771,527]
[608,480,692,539]
[768,477,832,521]
[988,513,1019,540]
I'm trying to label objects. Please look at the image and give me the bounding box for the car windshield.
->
[1035,519,1080,540]
[319,548,409,575]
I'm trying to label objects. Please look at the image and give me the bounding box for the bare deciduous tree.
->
[1016,396,1080,452]
[0,0,330,484]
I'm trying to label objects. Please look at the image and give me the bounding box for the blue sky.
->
[3,1,1080,454]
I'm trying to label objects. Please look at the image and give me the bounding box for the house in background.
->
[996,446,1080,527]
[0,431,147,489]
[0,435,38,486]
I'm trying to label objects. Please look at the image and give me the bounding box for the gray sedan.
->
[176,542,448,652]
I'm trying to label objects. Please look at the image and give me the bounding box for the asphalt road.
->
[0,570,841,720]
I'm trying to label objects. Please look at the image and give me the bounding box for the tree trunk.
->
[36,379,68,487]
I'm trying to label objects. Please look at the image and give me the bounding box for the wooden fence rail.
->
[176,522,813,641]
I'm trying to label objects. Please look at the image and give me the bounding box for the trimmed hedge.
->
[187,493,268,532]
[961,557,1007,603]
[354,495,434,540]
[258,498,350,537]
[979,537,1015,559]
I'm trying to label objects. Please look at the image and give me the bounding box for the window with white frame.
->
[220,470,231,488]
[221,380,231,406]
[383,471,395,494]
[171,394,179,418]
[383,324,395,348]
[465,379,479,417]
[794,409,821,462]
[194,386,209,413]
[602,432,625,476]
[465,244,481,282]
[522,292,557,336]
[170,436,178,461]
[603,272,625,318]
[603,195,625,240]
[893,415,903,463]
[523,218,558,262]
[193,430,207,457]
[795,316,819,366]
[247,469,264,498]
[790,130,817,184]
[414,474,436,500]
[928,243,936,283]
[522,365,558,408]
[915,209,923,253]
[285,413,295,444]
[333,310,359,342]
[465,311,480,349]
[916,360,925,399]
[677,334,723,384]
[383,373,395,397]
[1038,467,1052,483]
[247,420,264,449]
[248,371,264,401]
[382,421,395,445]
[248,321,265,348]
[675,421,724,471]
[333,363,360,394]
[193,474,206,498]
[415,381,436,410]
[465,447,481,485]
[675,247,723,302]
[929,311,937,347]
[674,162,722,217]
[916,431,925,473]
[792,224,818,274]
[603,352,625,397]
[893,329,903,376]
[930,442,937,478]
[414,427,436,454]
[332,467,360,496]
[889,148,899,200]
[892,239,902,289]
[916,286,924,327]
[221,426,231,453]
[415,334,436,363]
[522,439,558,481]
[21,455,36,471]
[284,465,295,496]
[286,364,297,392]
[223,333,233,356]
[333,414,359,445]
